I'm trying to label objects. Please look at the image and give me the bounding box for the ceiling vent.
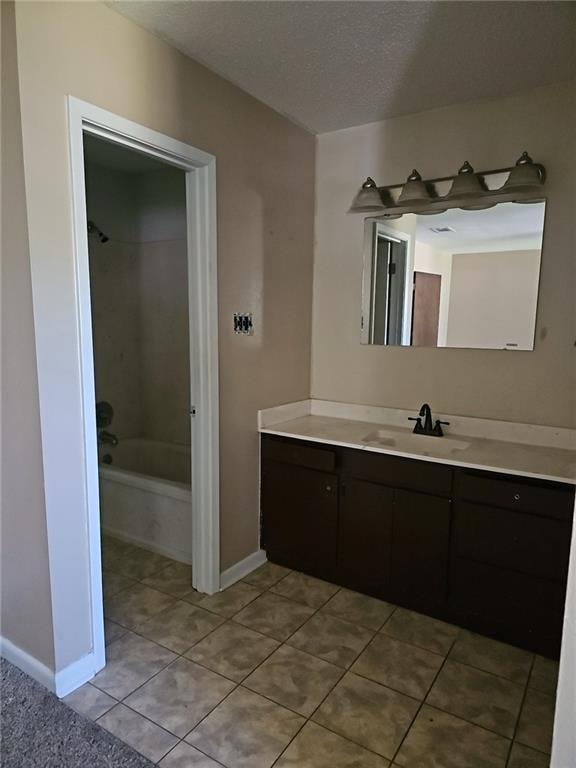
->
[429,226,455,233]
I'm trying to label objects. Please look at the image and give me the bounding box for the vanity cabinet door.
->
[337,479,394,598]
[261,460,338,581]
[390,489,451,614]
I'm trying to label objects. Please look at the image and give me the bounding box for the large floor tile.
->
[395,705,510,768]
[275,721,390,768]
[97,703,179,762]
[185,581,262,617]
[137,600,225,654]
[107,545,174,580]
[103,571,137,600]
[321,589,395,631]
[352,634,443,699]
[186,621,279,682]
[142,561,194,598]
[63,683,116,720]
[160,742,223,767]
[313,672,419,759]
[516,689,555,754]
[101,535,135,562]
[105,583,176,628]
[449,631,532,684]
[244,644,343,717]
[104,618,128,646]
[186,686,304,768]
[234,592,315,641]
[124,657,235,737]
[271,572,340,609]
[508,742,550,768]
[426,660,524,738]
[242,561,291,589]
[288,611,373,668]
[91,631,177,699]
[381,608,459,656]
[529,656,559,696]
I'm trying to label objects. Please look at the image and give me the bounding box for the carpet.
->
[0,659,154,767]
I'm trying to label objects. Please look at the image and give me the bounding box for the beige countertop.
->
[260,414,576,485]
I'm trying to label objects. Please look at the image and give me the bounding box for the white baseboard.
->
[1,636,55,691]
[220,549,267,590]
[102,525,192,565]
[1,635,102,698]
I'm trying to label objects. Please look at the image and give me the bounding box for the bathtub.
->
[99,437,192,563]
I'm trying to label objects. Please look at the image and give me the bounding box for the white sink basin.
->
[362,429,471,454]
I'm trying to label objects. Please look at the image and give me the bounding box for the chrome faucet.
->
[409,403,450,437]
[99,430,118,447]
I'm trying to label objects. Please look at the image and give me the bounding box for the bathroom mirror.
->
[360,201,546,350]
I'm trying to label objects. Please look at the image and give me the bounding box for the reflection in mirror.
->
[361,201,545,350]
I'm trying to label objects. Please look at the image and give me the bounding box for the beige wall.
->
[446,249,540,350]
[10,1,314,670]
[313,82,576,427]
[1,1,55,668]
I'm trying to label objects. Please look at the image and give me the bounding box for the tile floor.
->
[64,535,558,767]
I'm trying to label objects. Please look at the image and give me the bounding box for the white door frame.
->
[68,97,220,669]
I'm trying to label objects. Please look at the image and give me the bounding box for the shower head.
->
[87,220,109,244]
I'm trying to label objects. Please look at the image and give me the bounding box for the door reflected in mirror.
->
[361,201,545,350]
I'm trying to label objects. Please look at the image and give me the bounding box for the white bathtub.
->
[99,438,192,563]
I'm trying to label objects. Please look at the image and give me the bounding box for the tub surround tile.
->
[516,689,555,754]
[185,581,262,617]
[270,572,340,609]
[136,600,225,654]
[142,562,194,598]
[507,742,551,768]
[242,561,292,590]
[449,631,533,684]
[288,612,373,669]
[91,631,177,699]
[426,660,524,738]
[381,608,460,656]
[160,742,224,767]
[275,721,390,768]
[529,656,559,696]
[243,644,343,717]
[124,657,235,737]
[63,683,116,720]
[313,672,419,759]
[186,686,304,768]
[186,621,280,682]
[394,705,510,768]
[352,634,444,699]
[97,703,179,763]
[321,589,395,631]
[104,618,128,646]
[234,592,315,641]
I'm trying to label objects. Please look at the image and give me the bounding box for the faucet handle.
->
[408,416,423,434]
[433,419,450,436]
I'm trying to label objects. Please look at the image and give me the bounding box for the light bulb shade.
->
[501,152,543,192]
[349,177,385,212]
[398,170,431,205]
[445,161,485,200]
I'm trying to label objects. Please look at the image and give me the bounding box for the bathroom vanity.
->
[259,405,576,658]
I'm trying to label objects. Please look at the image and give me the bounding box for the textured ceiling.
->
[110,1,576,134]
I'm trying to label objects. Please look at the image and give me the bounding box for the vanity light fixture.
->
[349,152,546,217]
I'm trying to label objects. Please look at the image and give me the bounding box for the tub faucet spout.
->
[99,430,118,447]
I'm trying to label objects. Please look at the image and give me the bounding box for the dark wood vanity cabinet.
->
[260,434,575,656]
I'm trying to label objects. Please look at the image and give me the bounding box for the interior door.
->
[411,271,441,346]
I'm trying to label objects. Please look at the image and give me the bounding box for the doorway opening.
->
[67,98,219,682]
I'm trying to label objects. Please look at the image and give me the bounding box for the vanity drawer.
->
[455,470,574,520]
[341,449,452,496]
[261,436,336,472]
[454,501,572,580]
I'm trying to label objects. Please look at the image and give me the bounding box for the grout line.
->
[505,654,536,767]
